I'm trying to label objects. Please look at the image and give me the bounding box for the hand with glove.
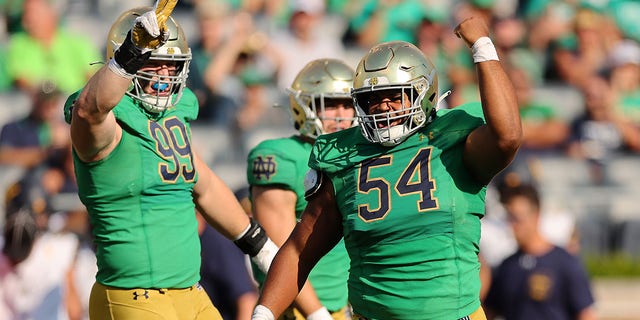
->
[131,0,175,50]
[109,0,178,78]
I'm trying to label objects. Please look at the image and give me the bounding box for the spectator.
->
[509,65,569,153]
[5,0,101,95]
[187,0,238,125]
[605,40,640,125]
[188,2,274,127]
[0,83,69,168]
[188,1,280,146]
[348,0,425,49]
[484,183,597,320]
[567,75,640,184]
[269,0,346,91]
[0,206,83,320]
[548,8,609,86]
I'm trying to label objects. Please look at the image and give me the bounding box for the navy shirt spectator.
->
[484,183,597,320]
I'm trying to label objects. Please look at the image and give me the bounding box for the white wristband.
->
[250,237,279,274]
[107,59,135,80]
[471,36,499,63]
[252,305,275,320]
[307,307,333,320]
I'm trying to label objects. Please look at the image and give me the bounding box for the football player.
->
[246,59,354,320]
[64,1,277,319]
[252,17,522,320]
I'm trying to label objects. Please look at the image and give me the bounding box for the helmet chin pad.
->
[139,94,172,113]
[370,124,411,146]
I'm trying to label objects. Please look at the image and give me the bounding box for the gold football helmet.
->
[287,59,355,139]
[106,7,191,113]
[352,41,438,146]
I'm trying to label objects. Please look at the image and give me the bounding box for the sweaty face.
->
[361,89,411,128]
[317,97,355,133]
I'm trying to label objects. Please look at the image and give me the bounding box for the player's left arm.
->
[193,151,251,238]
[455,17,522,184]
[192,151,278,273]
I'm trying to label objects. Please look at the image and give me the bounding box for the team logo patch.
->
[528,272,552,301]
[252,156,277,180]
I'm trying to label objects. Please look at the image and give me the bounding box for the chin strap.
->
[437,90,452,106]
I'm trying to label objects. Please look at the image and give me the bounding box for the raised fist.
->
[132,0,178,50]
[454,16,490,48]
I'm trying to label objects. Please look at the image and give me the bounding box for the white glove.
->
[306,307,333,320]
[252,305,275,320]
[135,11,161,38]
[250,237,278,274]
[131,0,175,50]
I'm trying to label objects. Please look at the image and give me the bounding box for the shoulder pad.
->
[303,169,323,200]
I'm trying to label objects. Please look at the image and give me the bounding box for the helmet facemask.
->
[353,81,429,146]
[129,52,191,113]
[287,89,355,139]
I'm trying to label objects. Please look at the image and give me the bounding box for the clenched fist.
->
[454,17,490,48]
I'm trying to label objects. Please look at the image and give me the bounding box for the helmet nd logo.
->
[252,156,277,181]
[166,47,175,55]
[364,76,388,86]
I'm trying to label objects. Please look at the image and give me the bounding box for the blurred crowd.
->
[0,0,639,319]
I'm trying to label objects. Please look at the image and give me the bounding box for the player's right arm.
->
[71,67,126,162]
[71,0,176,162]
[252,172,343,320]
[455,17,522,184]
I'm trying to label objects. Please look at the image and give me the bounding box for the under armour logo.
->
[252,156,277,180]
[419,132,434,141]
[133,290,149,300]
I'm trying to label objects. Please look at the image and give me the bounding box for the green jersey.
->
[247,136,349,311]
[309,103,487,319]
[65,89,201,289]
